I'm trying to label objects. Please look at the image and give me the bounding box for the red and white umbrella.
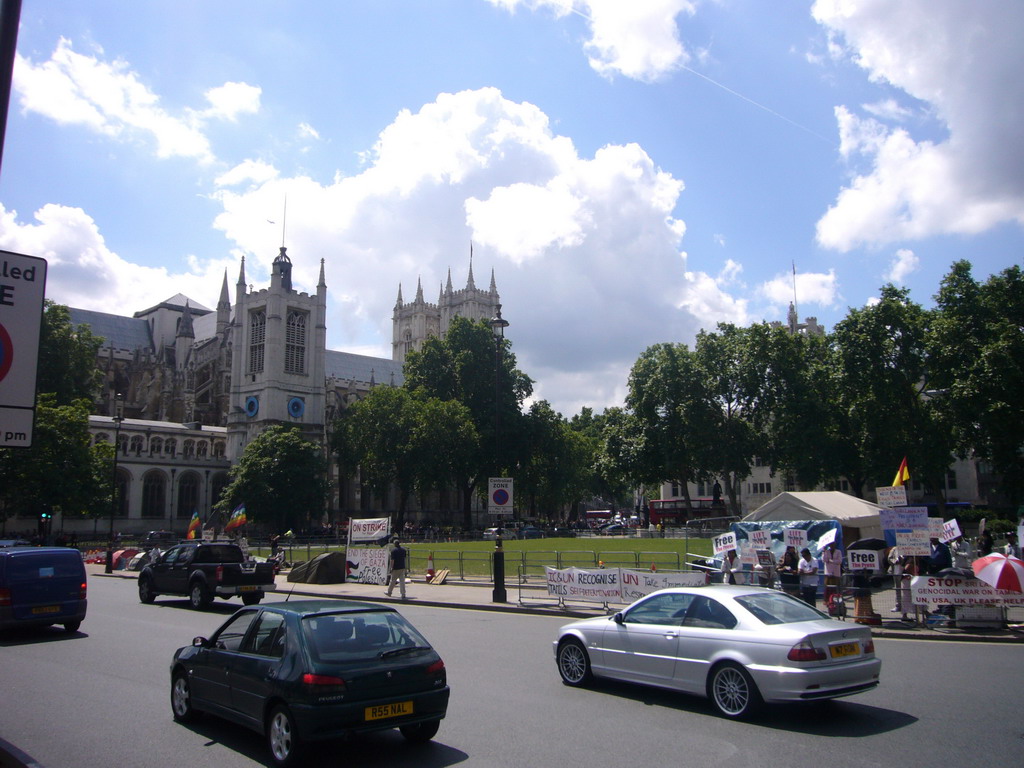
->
[972,552,1024,593]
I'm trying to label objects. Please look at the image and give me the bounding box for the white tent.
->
[743,491,884,541]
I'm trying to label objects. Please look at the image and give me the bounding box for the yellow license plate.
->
[829,642,859,659]
[365,701,413,721]
[31,606,60,615]
[238,585,257,592]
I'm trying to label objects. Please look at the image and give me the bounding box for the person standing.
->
[821,541,843,601]
[721,549,741,585]
[798,548,819,606]
[1004,531,1021,559]
[386,537,408,599]
[778,545,800,597]
[928,537,952,574]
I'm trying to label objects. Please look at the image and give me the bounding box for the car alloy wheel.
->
[557,638,593,687]
[399,719,440,743]
[267,704,302,767]
[171,672,196,723]
[189,582,211,610]
[709,662,761,718]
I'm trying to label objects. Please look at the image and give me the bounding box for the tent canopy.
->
[743,492,883,539]
[286,551,347,584]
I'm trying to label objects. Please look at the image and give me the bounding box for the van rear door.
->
[6,550,86,622]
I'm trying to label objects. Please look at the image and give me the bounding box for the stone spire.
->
[415,276,424,303]
[445,268,454,294]
[318,258,326,288]
[489,268,497,294]
[395,283,404,307]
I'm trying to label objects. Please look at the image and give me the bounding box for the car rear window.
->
[193,545,244,563]
[6,553,83,583]
[302,611,431,662]
[734,592,830,625]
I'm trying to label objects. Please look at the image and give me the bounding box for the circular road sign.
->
[492,488,510,506]
[0,322,13,384]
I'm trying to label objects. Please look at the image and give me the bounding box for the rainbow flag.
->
[186,510,201,540]
[892,457,910,487]
[225,503,247,532]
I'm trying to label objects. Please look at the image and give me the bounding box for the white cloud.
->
[201,82,261,121]
[862,98,911,122]
[0,203,233,314]
[884,248,919,284]
[14,38,215,163]
[487,0,695,82]
[813,0,1024,250]
[758,269,839,309]
[298,122,320,140]
[215,159,279,188]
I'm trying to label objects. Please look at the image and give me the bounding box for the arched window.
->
[285,310,307,374]
[212,441,225,459]
[150,437,163,456]
[183,439,195,458]
[142,471,167,519]
[130,435,145,456]
[196,441,208,458]
[95,433,110,444]
[249,310,266,373]
[177,472,199,519]
[165,439,177,457]
[118,434,129,456]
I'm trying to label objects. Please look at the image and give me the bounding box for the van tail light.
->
[302,673,346,689]
[0,588,10,607]
[787,640,826,662]
[79,582,88,600]
[215,565,224,582]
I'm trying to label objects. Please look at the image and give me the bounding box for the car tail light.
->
[787,640,826,662]
[215,565,223,582]
[426,659,445,675]
[0,588,10,607]
[79,582,87,599]
[302,673,347,689]
[862,638,875,654]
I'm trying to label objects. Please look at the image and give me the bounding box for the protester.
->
[386,537,408,599]
[928,537,952,574]
[798,548,818,606]
[887,545,910,619]
[949,535,973,570]
[1004,532,1021,559]
[978,529,994,556]
[822,541,843,601]
[777,545,800,597]
[721,549,741,585]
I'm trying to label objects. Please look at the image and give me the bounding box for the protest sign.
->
[712,532,737,555]
[911,575,1024,606]
[348,517,391,543]
[784,528,808,550]
[545,566,620,603]
[345,547,389,584]
[619,569,706,603]
[876,485,908,508]
[847,549,881,571]
[941,518,962,543]
[749,529,771,549]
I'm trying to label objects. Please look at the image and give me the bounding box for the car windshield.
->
[734,592,831,625]
[302,610,432,662]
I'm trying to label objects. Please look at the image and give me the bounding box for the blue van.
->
[0,547,87,633]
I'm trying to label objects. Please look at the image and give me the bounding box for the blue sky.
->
[1,1,1021,416]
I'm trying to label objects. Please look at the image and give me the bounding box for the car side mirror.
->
[613,612,625,624]
[192,636,209,648]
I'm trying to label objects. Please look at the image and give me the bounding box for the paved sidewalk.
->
[91,565,1024,643]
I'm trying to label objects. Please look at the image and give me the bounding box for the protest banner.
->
[749,529,771,550]
[881,507,929,554]
[817,527,837,548]
[712,532,737,555]
[876,485,907,508]
[345,547,389,584]
[545,566,620,603]
[910,575,1024,606]
[941,518,962,543]
[784,528,808,550]
[847,549,881,571]
[619,569,706,603]
[348,517,391,543]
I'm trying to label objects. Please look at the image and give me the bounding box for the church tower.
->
[227,247,328,462]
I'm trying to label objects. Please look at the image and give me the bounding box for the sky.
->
[0,0,1021,417]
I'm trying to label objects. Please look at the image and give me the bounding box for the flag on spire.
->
[186,509,201,540]
[225,503,247,533]
[892,457,910,487]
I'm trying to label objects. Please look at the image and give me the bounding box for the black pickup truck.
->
[137,541,276,610]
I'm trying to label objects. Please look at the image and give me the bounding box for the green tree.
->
[216,425,328,533]
[930,262,1024,504]
[569,407,636,519]
[518,401,590,519]
[403,316,532,527]
[828,285,930,497]
[626,343,718,512]
[0,395,109,532]
[37,301,104,405]
[410,397,479,519]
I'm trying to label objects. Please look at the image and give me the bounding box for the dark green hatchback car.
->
[170,599,449,766]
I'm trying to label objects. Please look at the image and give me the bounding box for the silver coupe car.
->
[553,585,881,718]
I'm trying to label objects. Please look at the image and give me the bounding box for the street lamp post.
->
[105,394,125,574]
[490,305,509,604]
